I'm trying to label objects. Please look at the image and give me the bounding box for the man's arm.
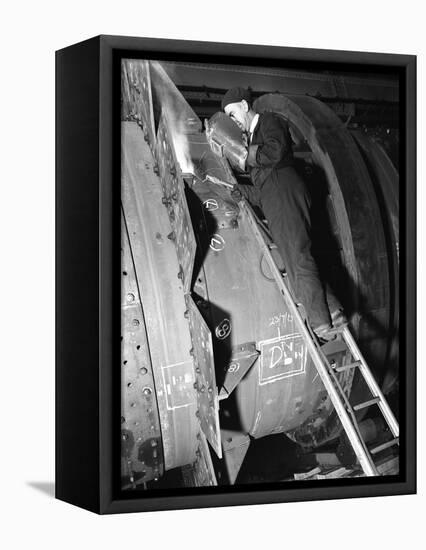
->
[231,182,261,207]
[246,113,291,168]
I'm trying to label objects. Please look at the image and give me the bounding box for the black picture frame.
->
[56,34,416,514]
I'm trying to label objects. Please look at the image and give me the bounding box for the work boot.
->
[331,309,348,329]
[313,322,335,341]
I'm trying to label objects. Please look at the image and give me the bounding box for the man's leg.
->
[260,169,332,330]
[325,284,345,322]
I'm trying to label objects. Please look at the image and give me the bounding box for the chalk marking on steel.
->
[258,333,307,385]
[161,360,196,410]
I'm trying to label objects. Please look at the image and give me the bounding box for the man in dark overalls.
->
[222,87,345,339]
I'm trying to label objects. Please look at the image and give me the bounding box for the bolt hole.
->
[136,345,141,350]
[123,360,128,365]
[123,271,128,276]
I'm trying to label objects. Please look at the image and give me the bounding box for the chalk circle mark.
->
[227,362,240,373]
[215,318,231,340]
[203,199,219,211]
[210,233,226,252]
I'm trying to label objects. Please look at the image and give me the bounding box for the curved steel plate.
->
[122,59,156,152]
[122,121,198,470]
[189,180,326,437]
[156,113,196,293]
[121,214,164,488]
[351,130,399,394]
[186,295,221,458]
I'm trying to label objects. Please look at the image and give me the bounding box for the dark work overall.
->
[237,111,341,329]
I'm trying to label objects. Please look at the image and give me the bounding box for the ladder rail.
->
[309,325,378,465]
[342,327,399,438]
[241,201,379,476]
[307,324,359,427]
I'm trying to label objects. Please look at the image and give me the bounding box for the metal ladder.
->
[242,200,399,477]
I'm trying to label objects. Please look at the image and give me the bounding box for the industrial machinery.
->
[120,59,400,489]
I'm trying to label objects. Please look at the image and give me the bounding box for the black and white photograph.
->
[3,0,423,543]
[120,56,401,490]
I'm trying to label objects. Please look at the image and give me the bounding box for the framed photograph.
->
[56,35,416,514]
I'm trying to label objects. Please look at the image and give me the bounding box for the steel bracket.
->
[219,342,260,400]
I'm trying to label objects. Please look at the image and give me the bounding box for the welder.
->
[221,86,346,339]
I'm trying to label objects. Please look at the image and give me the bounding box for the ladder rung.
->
[370,438,399,455]
[341,326,399,438]
[334,360,361,372]
[353,397,381,411]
